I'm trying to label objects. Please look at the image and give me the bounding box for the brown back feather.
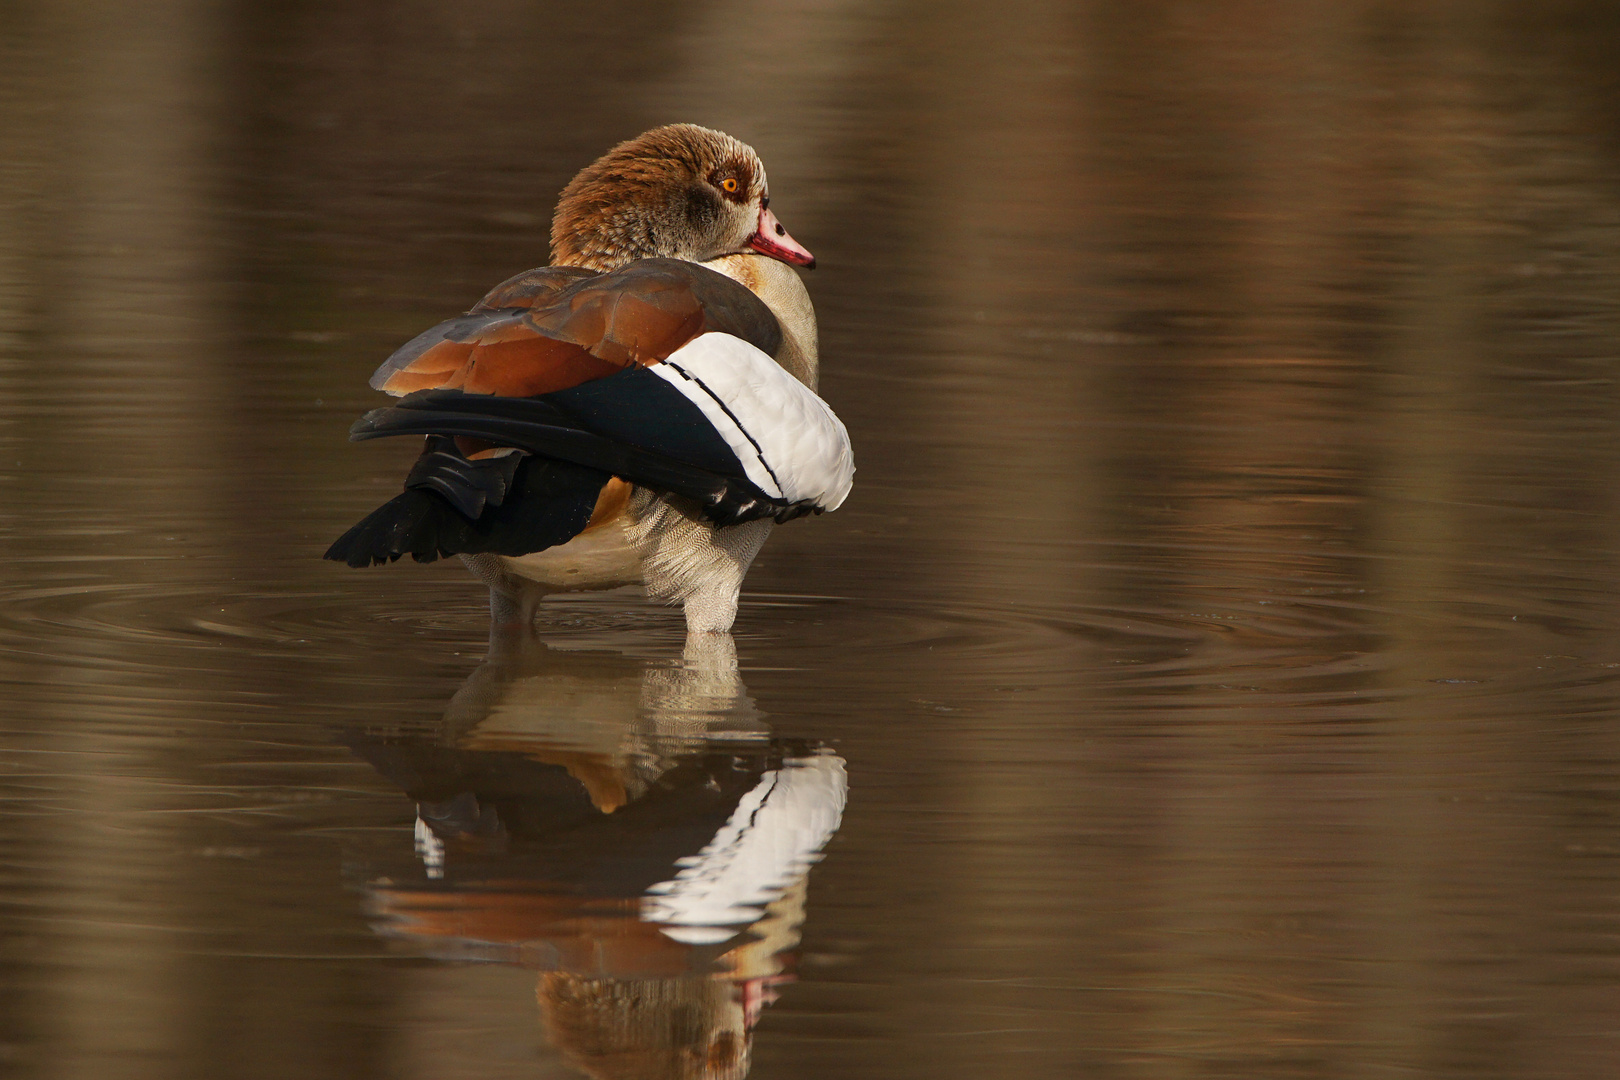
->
[373,260,781,398]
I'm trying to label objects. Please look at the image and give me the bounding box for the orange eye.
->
[719,177,739,193]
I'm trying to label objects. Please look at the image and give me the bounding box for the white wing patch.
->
[652,333,854,510]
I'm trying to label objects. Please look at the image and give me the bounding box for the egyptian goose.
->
[325,125,853,633]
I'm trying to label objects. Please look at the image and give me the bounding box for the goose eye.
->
[719,177,739,194]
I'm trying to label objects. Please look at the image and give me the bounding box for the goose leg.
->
[460,552,544,627]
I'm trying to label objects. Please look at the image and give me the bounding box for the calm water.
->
[5,3,1620,1077]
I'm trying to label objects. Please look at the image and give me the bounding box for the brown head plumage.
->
[550,124,771,272]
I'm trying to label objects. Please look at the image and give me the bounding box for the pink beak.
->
[748,205,816,269]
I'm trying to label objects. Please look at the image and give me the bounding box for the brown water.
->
[5,3,1620,1077]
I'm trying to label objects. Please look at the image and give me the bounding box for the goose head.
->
[550,124,815,273]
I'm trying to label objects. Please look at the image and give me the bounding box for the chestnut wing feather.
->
[541,259,782,364]
[472,265,596,311]
[368,311,626,397]
[369,259,783,398]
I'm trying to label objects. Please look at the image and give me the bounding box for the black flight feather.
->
[347,388,813,526]
[324,438,610,567]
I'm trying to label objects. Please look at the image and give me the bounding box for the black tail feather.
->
[325,451,610,568]
[402,440,523,519]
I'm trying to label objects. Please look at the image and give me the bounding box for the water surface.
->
[4,3,1620,1077]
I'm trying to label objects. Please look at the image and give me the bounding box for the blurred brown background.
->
[4,2,1620,1077]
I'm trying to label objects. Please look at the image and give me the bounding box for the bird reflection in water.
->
[345,628,847,1080]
